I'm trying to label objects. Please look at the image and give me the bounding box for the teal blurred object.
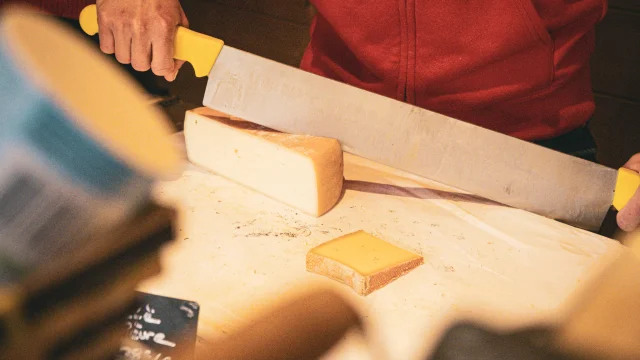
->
[0,48,137,193]
[0,6,177,284]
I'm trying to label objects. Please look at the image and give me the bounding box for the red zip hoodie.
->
[300,0,608,141]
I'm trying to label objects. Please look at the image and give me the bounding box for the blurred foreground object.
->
[426,322,562,360]
[0,204,176,360]
[426,227,640,360]
[0,5,180,360]
[201,288,363,360]
[554,227,640,360]
[0,5,181,284]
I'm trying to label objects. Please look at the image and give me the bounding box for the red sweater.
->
[0,0,91,18]
[300,0,608,141]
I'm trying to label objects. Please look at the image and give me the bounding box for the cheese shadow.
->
[343,180,504,206]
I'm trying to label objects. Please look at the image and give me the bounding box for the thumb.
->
[165,59,185,82]
[623,153,640,172]
[618,190,640,232]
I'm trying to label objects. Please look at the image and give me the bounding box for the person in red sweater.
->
[2,0,638,231]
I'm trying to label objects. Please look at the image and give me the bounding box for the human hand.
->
[617,153,640,231]
[95,0,188,81]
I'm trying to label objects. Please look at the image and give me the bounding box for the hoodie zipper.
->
[397,0,408,102]
[405,0,416,104]
[397,0,416,104]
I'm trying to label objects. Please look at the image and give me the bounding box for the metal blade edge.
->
[203,46,617,231]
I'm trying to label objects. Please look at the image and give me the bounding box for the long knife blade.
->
[79,5,638,231]
[203,47,618,230]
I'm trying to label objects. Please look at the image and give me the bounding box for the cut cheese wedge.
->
[306,231,424,296]
[184,107,344,216]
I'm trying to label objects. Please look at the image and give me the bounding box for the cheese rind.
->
[184,107,344,217]
[306,231,424,296]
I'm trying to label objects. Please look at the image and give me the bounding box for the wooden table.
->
[141,134,622,360]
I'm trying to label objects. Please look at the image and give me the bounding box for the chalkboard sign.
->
[115,291,200,360]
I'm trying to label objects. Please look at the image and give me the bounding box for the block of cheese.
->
[306,231,424,296]
[184,107,344,217]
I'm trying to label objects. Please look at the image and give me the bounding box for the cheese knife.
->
[80,5,639,231]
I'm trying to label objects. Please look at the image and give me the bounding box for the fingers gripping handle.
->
[613,168,640,211]
[79,4,223,77]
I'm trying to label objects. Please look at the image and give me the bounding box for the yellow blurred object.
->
[201,288,363,360]
[555,230,640,360]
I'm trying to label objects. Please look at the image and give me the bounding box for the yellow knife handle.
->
[78,4,223,77]
[613,168,640,210]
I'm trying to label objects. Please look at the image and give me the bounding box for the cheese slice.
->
[184,107,344,217]
[306,231,424,295]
